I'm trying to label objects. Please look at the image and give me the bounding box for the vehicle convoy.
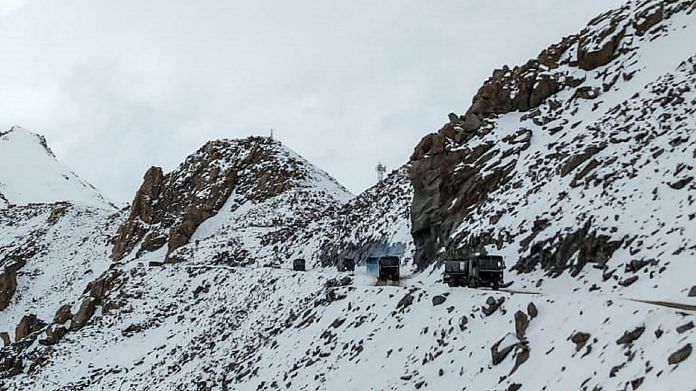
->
[337,257,355,272]
[365,256,400,282]
[442,255,505,289]
[292,258,306,271]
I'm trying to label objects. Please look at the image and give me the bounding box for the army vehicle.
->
[337,257,355,272]
[443,255,505,289]
[377,256,400,282]
[292,258,306,271]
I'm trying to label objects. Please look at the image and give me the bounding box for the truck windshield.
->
[379,257,399,267]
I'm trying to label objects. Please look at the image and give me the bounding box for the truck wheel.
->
[492,283,499,291]
[447,280,457,287]
[469,278,478,289]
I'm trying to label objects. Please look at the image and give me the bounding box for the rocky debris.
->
[514,311,529,339]
[527,302,538,318]
[70,297,98,331]
[482,296,505,316]
[15,314,47,341]
[0,332,10,346]
[53,304,73,324]
[618,275,639,287]
[676,321,694,334]
[667,344,692,365]
[616,326,645,346]
[431,295,446,306]
[570,331,591,352]
[324,276,352,288]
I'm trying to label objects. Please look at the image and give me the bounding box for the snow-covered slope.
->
[1,1,695,390]
[0,127,115,210]
[410,0,696,301]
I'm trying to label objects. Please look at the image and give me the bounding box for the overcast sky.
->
[0,0,624,202]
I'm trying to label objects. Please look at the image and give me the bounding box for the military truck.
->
[377,256,400,282]
[443,255,505,289]
[292,258,306,271]
[337,257,355,272]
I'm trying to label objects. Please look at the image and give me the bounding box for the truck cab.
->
[377,256,400,282]
[292,258,306,271]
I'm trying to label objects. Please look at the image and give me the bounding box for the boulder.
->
[53,304,73,324]
[0,332,9,346]
[676,321,694,334]
[668,344,692,365]
[514,311,529,339]
[70,297,97,331]
[688,286,696,297]
[570,331,591,351]
[616,326,645,346]
[491,337,516,365]
[40,325,68,346]
[396,293,414,311]
[15,314,47,341]
[0,267,17,311]
[432,295,446,306]
[482,296,505,316]
[527,302,538,318]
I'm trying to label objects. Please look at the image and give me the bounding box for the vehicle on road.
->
[443,255,505,289]
[293,258,306,271]
[364,256,400,282]
[337,257,355,272]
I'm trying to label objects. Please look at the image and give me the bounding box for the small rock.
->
[514,311,529,339]
[619,275,639,287]
[616,326,645,345]
[676,321,694,334]
[570,331,591,351]
[458,316,469,331]
[654,328,663,339]
[527,302,538,318]
[396,294,414,310]
[667,344,692,365]
[688,286,696,297]
[432,295,446,306]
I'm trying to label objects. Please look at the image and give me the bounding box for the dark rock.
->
[689,286,696,297]
[482,296,504,316]
[633,3,663,35]
[576,16,625,70]
[667,344,692,365]
[619,275,639,287]
[616,326,645,345]
[458,316,469,331]
[53,304,73,324]
[509,346,530,375]
[676,321,694,334]
[507,384,522,391]
[0,332,9,346]
[0,267,18,311]
[15,314,47,341]
[40,325,68,346]
[514,311,529,339]
[570,331,591,351]
[432,295,446,306]
[491,337,516,365]
[396,294,414,311]
[71,297,98,331]
[527,302,538,318]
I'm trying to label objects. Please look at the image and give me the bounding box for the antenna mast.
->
[376,161,386,182]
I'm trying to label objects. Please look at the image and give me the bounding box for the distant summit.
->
[0,126,115,209]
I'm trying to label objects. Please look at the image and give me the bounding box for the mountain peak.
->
[0,126,115,209]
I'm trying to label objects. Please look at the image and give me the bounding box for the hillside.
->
[0,1,695,390]
[410,0,696,301]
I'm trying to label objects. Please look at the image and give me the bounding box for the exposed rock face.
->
[0,267,17,311]
[53,304,73,324]
[667,344,692,365]
[15,314,46,341]
[408,0,696,279]
[71,297,97,331]
[111,137,347,262]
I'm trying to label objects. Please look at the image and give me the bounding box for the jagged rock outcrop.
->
[409,0,696,285]
[111,136,352,265]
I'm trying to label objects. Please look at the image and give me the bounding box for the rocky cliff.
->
[410,0,695,300]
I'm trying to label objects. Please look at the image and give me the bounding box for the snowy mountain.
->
[0,1,695,390]
[410,0,696,301]
[0,126,115,210]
